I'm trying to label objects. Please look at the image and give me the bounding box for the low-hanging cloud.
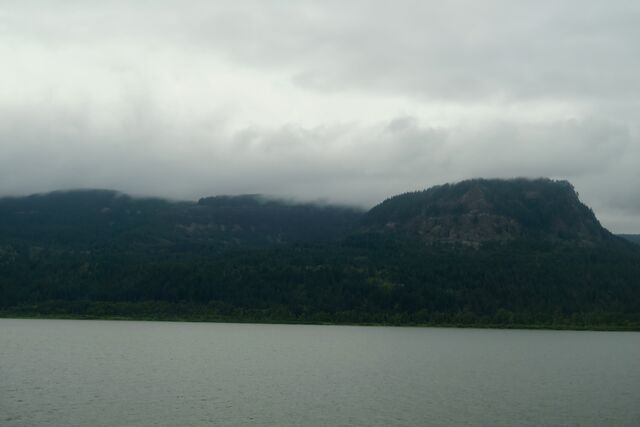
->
[0,0,639,232]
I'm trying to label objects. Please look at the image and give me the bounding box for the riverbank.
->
[2,308,638,332]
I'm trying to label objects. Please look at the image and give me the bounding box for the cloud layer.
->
[1,1,639,231]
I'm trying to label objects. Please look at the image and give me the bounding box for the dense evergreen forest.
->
[1,179,639,329]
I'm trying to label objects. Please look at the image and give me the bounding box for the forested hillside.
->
[0,190,362,252]
[1,179,639,329]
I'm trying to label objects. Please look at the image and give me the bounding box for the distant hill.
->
[362,178,618,246]
[194,194,363,245]
[0,180,626,250]
[1,180,639,330]
[0,190,363,252]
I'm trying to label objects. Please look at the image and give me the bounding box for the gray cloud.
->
[0,1,639,232]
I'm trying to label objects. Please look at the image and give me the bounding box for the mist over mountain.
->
[3,1,640,235]
[1,178,639,329]
[0,189,362,252]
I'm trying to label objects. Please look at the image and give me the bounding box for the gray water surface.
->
[1,319,639,426]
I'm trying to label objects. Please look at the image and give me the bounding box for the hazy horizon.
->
[2,1,639,232]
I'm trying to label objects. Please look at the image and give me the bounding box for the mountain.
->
[0,190,363,252]
[1,180,639,329]
[362,178,618,246]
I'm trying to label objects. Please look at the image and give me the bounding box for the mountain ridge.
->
[1,178,632,246]
[2,178,639,329]
[362,178,620,246]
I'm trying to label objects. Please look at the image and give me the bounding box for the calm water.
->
[1,319,639,426]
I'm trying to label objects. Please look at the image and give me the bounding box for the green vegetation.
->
[1,179,639,330]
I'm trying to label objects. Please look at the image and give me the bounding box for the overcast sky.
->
[1,1,639,231]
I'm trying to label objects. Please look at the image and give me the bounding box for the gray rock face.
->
[363,178,615,246]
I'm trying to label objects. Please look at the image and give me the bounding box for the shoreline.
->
[2,312,638,332]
